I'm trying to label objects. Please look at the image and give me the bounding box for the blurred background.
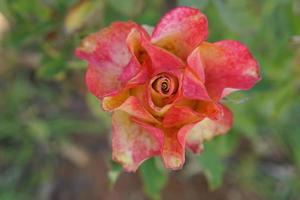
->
[0,0,300,199]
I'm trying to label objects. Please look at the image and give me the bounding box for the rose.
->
[75,6,260,171]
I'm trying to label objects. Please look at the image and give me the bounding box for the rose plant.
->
[76,6,260,171]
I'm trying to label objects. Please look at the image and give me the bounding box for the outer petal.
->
[162,124,194,170]
[75,22,148,99]
[112,111,163,172]
[186,105,233,153]
[151,6,208,59]
[198,40,261,100]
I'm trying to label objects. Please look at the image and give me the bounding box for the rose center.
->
[151,73,178,96]
[161,81,169,93]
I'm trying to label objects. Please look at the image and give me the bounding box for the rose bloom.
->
[76,7,260,171]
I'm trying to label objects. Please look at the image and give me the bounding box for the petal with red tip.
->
[76,22,148,99]
[112,111,163,172]
[198,41,261,100]
[186,105,233,153]
[151,7,208,59]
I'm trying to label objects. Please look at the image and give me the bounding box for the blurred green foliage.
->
[0,0,300,200]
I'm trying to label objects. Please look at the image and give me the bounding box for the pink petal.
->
[112,111,163,172]
[75,22,148,99]
[198,41,261,100]
[186,105,233,153]
[182,68,211,101]
[141,38,185,75]
[187,47,206,82]
[119,28,150,84]
[151,6,208,59]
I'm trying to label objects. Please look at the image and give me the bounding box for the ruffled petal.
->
[198,40,261,100]
[162,124,194,170]
[76,22,148,99]
[112,111,163,172]
[186,105,233,153]
[151,6,208,59]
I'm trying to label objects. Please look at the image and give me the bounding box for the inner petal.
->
[152,73,178,96]
[150,73,179,107]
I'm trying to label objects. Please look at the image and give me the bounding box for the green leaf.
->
[107,160,123,188]
[197,142,226,190]
[139,158,167,200]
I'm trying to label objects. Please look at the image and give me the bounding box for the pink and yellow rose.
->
[76,6,260,171]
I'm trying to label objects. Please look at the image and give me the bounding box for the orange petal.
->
[186,105,233,153]
[102,89,130,111]
[162,106,202,128]
[151,6,208,59]
[198,40,261,100]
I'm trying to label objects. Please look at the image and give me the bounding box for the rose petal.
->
[129,84,172,118]
[116,96,159,124]
[187,47,206,82]
[186,105,233,153]
[141,38,185,75]
[112,111,163,172]
[119,28,150,84]
[198,40,261,100]
[195,100,222,120]
[102,89,130,111]
[183,47,211,101]
[182,68,211,101]
[151,6,208,59]
[76,22,148,99]
[162,106,202,128]
[162,124,194,170]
